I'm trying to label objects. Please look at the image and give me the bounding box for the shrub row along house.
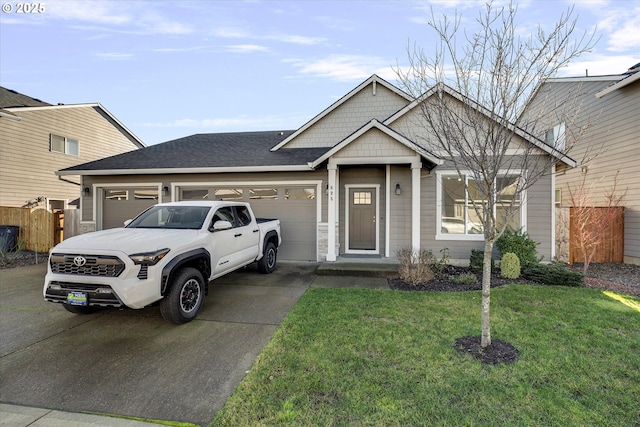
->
[55,75,577,263]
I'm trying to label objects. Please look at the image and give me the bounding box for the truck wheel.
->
[160,267,205,324]
[258,242,277,274]
[63,304,100,314]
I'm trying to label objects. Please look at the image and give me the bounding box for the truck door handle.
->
[253,229,259,233]
[234,233,242,237]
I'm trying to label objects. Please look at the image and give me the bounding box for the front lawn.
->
[212,285,640,426]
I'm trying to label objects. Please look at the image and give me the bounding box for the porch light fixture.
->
[162,185,170,196]
[82,187,90,197]
[395,183,402,196]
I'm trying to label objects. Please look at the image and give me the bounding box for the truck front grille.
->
[50,253,125,277]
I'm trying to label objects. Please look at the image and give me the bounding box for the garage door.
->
[249,187,317,261]
[178,186,317,261]
[102,188,158,229]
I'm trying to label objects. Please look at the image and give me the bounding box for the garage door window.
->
[285,188,315,200]
[181,189,209,200]
[105,189,128,200]
[250,188,278,200]
[214,189,243,201]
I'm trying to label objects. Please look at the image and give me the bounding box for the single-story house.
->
[58,75,574,263]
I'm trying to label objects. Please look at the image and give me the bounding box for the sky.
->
[1,0,638,146]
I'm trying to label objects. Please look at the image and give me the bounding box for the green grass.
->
[211,285,640,426]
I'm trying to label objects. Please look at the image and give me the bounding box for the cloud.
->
[142,112,310,131]
[225,45,271,54]
[95,52,135,60]
[47,0,131,25]
[211,26,326,45]
[557,54,638,77]
[285,55,397,82]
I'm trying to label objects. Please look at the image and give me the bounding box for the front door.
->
[348,187,377,251]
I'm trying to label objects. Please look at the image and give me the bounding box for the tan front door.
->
[348,187,376,250]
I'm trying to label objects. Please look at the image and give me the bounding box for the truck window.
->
[212,207,235,226]
[235,206,252,226]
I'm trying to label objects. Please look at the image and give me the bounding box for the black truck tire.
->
[160,267,205,324]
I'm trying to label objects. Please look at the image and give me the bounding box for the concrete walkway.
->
[0,261,390,426]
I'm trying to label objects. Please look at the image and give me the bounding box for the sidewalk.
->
[0,403,178,426]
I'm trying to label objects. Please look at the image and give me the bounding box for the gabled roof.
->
[308,119,443,169]
[596,64,640,98]
[58,131,329,176]
[4,102,146,148]
[270,74,413,151]
[385,82,577,168]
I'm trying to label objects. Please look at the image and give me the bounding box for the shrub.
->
[522,263,584,287]
[451,273,477,285]
[500,252,521,279]
[496,229,541,267]
[396,246,435,285]
[469,249,494,273]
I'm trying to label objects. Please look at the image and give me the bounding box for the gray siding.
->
[526,78,640,263]
[285,83,409,149]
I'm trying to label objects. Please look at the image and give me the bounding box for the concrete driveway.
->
[0,261,318,426]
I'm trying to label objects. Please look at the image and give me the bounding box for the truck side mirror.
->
[211,220,233,231]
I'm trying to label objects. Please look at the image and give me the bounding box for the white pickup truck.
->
[43,201,281,323]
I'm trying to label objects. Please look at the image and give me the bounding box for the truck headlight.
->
[129,249,170,265]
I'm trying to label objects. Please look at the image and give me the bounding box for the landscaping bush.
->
[496,228,541,267]
[522,263,584,287]
[500,252,521,279]
[469,249,494,273]
[451,273,477,285]
[396,246,435,285]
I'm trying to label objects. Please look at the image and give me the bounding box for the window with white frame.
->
[50,134,79,156]
[438,173,523,237]
[545,123,565,152]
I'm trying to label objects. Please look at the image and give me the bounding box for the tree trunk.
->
[481,239,494,348]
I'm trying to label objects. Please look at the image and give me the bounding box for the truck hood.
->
[52,228,201,255]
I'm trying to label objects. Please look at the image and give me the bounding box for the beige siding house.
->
[523,65,640,265]
[0,87,145,209]
[58,75,571,263]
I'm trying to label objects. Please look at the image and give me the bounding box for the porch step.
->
[316,261,400,279]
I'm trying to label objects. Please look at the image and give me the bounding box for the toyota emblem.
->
[73,256,87,267]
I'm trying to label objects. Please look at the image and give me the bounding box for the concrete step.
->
[316,261,400,279]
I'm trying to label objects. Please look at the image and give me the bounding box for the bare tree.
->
[568,172,626,274]
[396,1,597,348]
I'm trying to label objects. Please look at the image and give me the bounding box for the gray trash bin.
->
[0,225,20,252]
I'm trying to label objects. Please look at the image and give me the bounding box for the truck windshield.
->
[127,206,211,229]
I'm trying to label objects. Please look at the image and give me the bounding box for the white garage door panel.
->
[249,198,316,261]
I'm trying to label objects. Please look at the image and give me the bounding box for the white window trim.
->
[435,171,526,241]
[50,134,79,156]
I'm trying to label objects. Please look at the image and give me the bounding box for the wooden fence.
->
[569,206,624,264]
[0,207,65,252]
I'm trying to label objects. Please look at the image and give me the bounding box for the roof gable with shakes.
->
[385,82,577,168]
[271,74,413,151]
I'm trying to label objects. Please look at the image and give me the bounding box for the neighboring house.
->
[57,75,573,262]
[0,87,145,210]
[523,64,640,265]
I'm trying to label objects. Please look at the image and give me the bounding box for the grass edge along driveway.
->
[212,285,640,426]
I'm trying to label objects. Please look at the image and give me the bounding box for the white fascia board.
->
[309,119,441,168]
[387,83,576,167]
[57,164,315,176]
[6,103,146,148]
[271,74,413,152]
[596,72,640,98]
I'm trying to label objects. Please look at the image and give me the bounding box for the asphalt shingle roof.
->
[0,86,51,108]
[60,131,332,172]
